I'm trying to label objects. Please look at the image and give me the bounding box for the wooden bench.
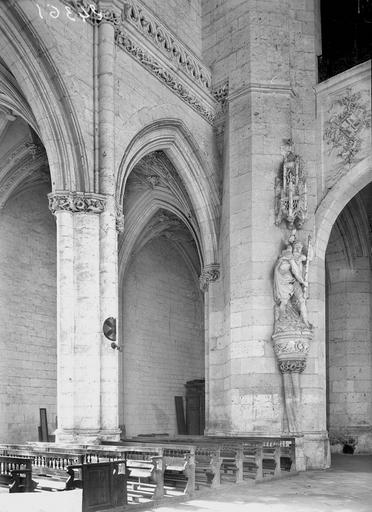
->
[163,446,195,496]
[0,456,36,493]
[194,446,221,488]
[125,449,164,501]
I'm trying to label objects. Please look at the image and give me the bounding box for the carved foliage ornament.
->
[48,191,105,214]
[275,139,307,230]
[324,87,371,166]
[199,264,220,291]
[279,360,306,374]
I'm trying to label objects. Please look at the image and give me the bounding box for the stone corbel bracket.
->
[48,190,106,214]
[199,263,220,292]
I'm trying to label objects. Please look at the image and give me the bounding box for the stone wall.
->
[120,237,204,436]
[0,185,56,442]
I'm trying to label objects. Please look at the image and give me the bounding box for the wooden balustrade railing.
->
[0,435,296,500]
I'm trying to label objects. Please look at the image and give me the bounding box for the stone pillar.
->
[200,264,221,433]
[49,191,105,443]
[205,0,329,468]
[96,2,122,439]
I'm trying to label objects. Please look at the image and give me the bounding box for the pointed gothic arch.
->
[314,156,372,262]
[116,119,220,267]
[0,3,89,191]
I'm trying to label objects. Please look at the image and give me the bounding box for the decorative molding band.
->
[279,359,307,374]
[199,263,220,291]
[61,1,219,124]
[273,339,310,357]
[115,30,217,123]
[48,191,106,214]
[229,82,295,103]
[123,1,211,91]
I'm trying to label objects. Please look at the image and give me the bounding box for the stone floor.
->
[0,454,371,512]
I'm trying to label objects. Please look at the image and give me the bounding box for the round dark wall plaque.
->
[103,317,116,341]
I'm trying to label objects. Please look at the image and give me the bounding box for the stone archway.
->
[116,119,220,267]
[0,3,89,191]
[118,150,205,436]
[325,182,372,454]
[308,157,372,462]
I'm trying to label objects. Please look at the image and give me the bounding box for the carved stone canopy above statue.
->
[275,139,308,230]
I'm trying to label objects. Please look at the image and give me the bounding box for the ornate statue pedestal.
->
[272,328,312,371]
[272,326,313,433]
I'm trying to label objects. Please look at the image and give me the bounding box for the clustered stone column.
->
[96,1,122,440]
[272,142,313,434]
[49,191,109,443]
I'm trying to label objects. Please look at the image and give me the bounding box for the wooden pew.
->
[0,456,35,492]
[125,448,164,502]
[68,460,127,512]
[163,446,195,496]
[194,445,221,488]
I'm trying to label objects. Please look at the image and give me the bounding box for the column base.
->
[301,431,330,469]
[55,428,121,444]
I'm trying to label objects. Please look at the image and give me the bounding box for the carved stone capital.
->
[48,191,106,215]
[199,263,220,292]
[279,359,307,374]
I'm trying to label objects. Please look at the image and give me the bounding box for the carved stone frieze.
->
[273,337,310,357]
[199,263,220,291]
[324,87,371,166]
[115,30,216,123]
[48,191,106,214]
[61,1,218,124]
[275,139,307,230]
[123,1,211,91]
